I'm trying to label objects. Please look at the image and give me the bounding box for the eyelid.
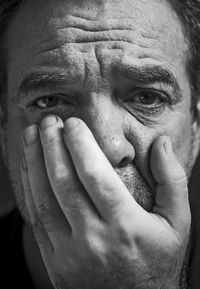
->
[121,88,170,119]
[126,88,170,103]
[26,93,74,107]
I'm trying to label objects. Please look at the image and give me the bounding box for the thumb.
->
[150,136,191,235]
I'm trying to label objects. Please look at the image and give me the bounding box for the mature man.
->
[0,0,200,288]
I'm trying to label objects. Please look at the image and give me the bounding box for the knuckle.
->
[113,219,135,248]
[173,165,187,183]
[42,129,60,147]
[26,155,38,171]
[170,162,187,183]
[37,200,54,232]
[52,174,76,198]
[162,163,188,189]
[83,165,102,186]
[32,218,45,247]
[169,173,188,191]
[62,189,77,208]
[85,233,107,258]
[23,182,32,195]
[62,189,85,216]
[53,170,69,189]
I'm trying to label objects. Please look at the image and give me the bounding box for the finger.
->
[23,124,71,244]
[150,135,191,235]
[63,117,139,221]
[20,154,53,253]
[39,115,100,231]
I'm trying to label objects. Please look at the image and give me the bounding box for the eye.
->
[127,90,165,106]
[35,96,61,108]
[29,94,73,110]
[122,89,169,118]
[137,92,162,105]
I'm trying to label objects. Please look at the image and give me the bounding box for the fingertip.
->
[39,115,64,146]
[22,124,39,147]
[64,117,82,133]
[63,118,93,148]
[150,135,186,185]
[39,114,64,131]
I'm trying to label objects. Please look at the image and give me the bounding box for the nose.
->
[77,95,135,168]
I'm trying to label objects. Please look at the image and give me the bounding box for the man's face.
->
[2,0,199,220]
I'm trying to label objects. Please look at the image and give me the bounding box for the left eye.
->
[129,91,164,106]
[138,92,162,105]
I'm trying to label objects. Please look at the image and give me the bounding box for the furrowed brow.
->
[120,65,182,97]
[15,65,182,102]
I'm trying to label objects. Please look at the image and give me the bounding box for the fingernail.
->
[21,154,28,171]
[163,137,173,158]
[40,115,57,130]
[23,125,38,146]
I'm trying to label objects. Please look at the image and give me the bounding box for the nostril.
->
[118,157,130,168]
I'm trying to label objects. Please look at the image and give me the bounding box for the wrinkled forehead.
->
[6,0,187,57]
[5,0,189,97]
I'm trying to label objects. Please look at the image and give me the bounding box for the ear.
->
[191,100,200,162]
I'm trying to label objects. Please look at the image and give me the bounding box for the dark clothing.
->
[0,209,35,289]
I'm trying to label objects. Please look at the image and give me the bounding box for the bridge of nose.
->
[76,91,135,168]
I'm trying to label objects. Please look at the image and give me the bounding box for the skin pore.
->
[1,0,200,288]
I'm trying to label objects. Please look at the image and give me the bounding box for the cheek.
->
[156,108,193,171]
[5,109,32,220]
[126,110,193,189]
[5,109,30,188]
[169,116,193,171]
[6,113,29,160]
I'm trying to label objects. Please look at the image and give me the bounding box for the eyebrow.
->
[119,65,181,96]
[16,70,79,100]
[16,65,182,101]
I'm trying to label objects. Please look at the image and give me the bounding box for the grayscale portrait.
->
[0,0,200,288]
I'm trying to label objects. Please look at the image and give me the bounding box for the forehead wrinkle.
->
[34,35,169,75]
[62,28,158,47]
[30,27,158,57]
[6,0,187,71]
[51,14,160,37]
[28,8,163,56]
[34,40,165,79]
[6,0,189,103]
[32,40,171,91]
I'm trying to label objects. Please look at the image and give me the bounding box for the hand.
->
[21,115,191,289]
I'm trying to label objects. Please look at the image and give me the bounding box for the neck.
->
[22,223,54,289]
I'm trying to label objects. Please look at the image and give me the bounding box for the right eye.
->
[35,95,63,108]
[29,94,73,110]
